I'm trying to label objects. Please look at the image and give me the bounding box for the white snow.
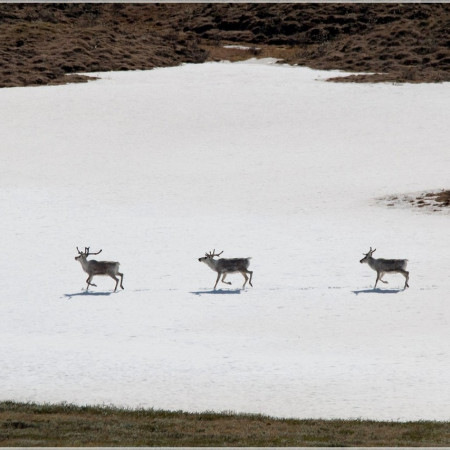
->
[0,60,449,421]
[223,44,260,50]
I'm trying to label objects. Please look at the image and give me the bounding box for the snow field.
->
[0,60,449,420]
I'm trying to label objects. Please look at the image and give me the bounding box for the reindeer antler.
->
[206,249,223,258]
[86,248,102,256]
[77,247,102,256]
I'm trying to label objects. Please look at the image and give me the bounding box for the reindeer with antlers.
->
[75,247,124,292]
[360,247,409,290]
[198,249,253,290]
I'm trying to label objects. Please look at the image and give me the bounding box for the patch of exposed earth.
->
[0,3,449,88]
[377,190,450,214]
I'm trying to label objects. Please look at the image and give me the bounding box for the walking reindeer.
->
[360,247,409,289]
[75,247,124,292]
[198,250,253,290]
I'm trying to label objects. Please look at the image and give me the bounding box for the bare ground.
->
[378,190,450,213]
[0,3,449,88]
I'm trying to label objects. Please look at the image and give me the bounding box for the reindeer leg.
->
[247,270,253,287]
[86,275,97,290]
[379,272,388,284]
[241,272,249,289]
[110,275,119,292]
[118,272,124,290]
[221,273,232,285]
[214,272,221,290]
[374,272,380,289]
[401,270,409,288]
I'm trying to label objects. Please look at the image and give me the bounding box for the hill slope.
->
[0,3,449,87]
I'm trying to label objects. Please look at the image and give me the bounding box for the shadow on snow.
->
[190,288,242,296]
[63,291,115,299]
[352,288,405,295]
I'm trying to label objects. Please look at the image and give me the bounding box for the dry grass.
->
[0,4,208,88]
[431,190,450,207]
[413,190,450,209]
[1,401,449,446]
[203,42,297,63]
[0,4,449,88]
[189,3,450,83]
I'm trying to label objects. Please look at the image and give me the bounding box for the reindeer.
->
[360,247,409,289]
[75,247,124,292]
[198,250,253,290]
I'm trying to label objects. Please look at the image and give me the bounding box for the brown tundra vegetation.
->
[1,401,450,446]
[0,3,449,88]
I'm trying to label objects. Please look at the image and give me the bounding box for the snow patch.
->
[0,62,449,421]
[223,44,261,51]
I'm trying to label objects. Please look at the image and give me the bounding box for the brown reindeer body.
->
[360,247,409,289]
[75,247,124,292]
[198,250,253,290]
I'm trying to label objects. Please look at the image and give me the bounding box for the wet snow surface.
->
[1,60,449,420]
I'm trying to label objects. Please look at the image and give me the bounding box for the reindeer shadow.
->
[63,291,114,299]
[190,288,243,296]
[352,288,405,295]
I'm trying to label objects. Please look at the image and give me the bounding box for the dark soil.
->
[433,190,450,206]
[0,3,449,88]
[416,190,450,209]
[380,190,450,211]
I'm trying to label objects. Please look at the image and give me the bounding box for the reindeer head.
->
[198,249,223,263]
[75,246,102,261]
[360,247,376,264]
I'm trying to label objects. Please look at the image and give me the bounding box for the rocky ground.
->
[378,190,450,213]
[0,3,449,88]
